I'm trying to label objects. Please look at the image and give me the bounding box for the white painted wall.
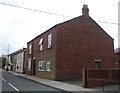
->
[16,52,24,73]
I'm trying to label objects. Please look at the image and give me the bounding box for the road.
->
[2,71,64,92]
[1,70,119,93]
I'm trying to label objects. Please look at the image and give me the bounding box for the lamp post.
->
[6,44,9,71]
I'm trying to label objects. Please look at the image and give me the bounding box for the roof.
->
[9,48,26,56]
[27,15,114,44]
[27,15,84,44]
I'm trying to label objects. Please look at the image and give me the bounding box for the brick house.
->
[26,5,115,80]
[115,48,120,68]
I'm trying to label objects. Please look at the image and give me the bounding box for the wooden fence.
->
[82,68,120,88]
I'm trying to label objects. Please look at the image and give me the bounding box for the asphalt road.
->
[2,71,63,92]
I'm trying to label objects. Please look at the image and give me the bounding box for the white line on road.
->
[2,78,6,82]
[8,83,19,91]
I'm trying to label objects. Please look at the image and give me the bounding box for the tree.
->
[0,57,2,68]
[0,57,6,68]
[2,57,6,67]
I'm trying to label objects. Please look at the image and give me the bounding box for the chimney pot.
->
[82,4,89,16]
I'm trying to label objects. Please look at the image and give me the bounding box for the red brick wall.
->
[26,35,43,75]
[35,27,58,79]
[26,27,58,77]
[26,42,32,75]
[55,15,115,80]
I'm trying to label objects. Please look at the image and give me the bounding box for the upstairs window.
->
[29,44,32,54]
[48,33,52,48]
[39,38,43,51]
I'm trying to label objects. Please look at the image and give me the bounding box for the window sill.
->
[39,50,43,52]
[27,69,31,71]
[47,47,52,49]
[46,70,52,72]
[38,70,45,72]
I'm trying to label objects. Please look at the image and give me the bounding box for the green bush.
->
[0,57,6,68]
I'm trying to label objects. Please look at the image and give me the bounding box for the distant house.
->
[26,5,115,80]
[115,48,120,68]
[10,48,26,73]
[4,54,12,71]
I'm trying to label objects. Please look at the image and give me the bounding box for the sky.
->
[118,2,120,48]
[0,0,119,56]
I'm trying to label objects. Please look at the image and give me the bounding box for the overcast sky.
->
[0,0,119,56]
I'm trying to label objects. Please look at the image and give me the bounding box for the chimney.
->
[82,4,89,16]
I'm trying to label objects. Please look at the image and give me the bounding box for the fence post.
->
[108,69,112,80]
[82,68,87,88]
[102,68,104,91]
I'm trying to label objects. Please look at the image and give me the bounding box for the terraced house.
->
[9,48,27,73]
[26,5,115,80]
[115,48,120,68]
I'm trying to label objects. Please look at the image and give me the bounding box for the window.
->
[38,61,45,71]
[29,44,32,54]
[46,61,51,72]
[95,60,101,69]
[28,58,31,70]
[48,34,52,48]
[39,38,43,51]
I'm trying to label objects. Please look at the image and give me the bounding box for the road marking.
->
[8,83,19,91]
[2,78,6,82]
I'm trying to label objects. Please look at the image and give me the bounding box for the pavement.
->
[2,70,120,92]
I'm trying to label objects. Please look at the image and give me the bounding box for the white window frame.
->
[29,44,32,54]
[48,34,52,48]
[28,58,31,70]
[46,61,51,72]
[39,38,43,51]
[38,61,45,71]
